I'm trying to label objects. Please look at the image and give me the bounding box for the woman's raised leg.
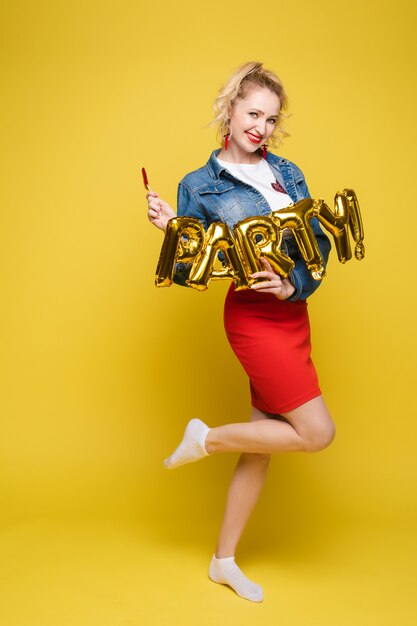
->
[163,395,335,469]
[206,395,335,455]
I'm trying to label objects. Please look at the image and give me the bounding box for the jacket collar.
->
[205,148,286,182]
[205,149,228,181]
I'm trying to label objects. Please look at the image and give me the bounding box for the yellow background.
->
[1,0,416,624]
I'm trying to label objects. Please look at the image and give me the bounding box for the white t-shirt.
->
[216,157,293,212]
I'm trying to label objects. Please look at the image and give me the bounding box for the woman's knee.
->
[304,422,336,452]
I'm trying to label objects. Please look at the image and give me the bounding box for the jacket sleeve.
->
[285,174,332,302]
[173,182,209,287]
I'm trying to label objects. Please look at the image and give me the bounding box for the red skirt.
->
[223,283,321,414]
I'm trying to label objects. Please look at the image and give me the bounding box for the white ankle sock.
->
[208,554,263,602]
[163,418,210,469]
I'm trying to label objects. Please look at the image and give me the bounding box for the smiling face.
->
[226,86,281,162]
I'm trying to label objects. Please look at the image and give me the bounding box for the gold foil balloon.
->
[233,215,294,284]
[154,190,364,290]
[316,196,351,263]
[317,189,365,264]
[186,222,248,291]
[342,189,365,260]
[271,198,325,280]
[155,217,205,287]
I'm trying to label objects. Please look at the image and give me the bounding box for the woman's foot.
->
[163,418,210,469]
[208,554,263,602]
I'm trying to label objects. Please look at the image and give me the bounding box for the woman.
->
[147,61,335,603]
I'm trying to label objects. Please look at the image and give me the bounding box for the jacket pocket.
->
[197,185,245,229]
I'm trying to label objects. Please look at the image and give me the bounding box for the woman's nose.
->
[256,120,266,135]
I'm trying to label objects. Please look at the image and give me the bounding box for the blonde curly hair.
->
[212,61,289,148]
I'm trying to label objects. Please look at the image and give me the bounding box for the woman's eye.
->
[268,119,277,125]
[249,111,258,118]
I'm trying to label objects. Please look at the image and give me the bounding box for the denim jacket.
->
[174,149,331,301]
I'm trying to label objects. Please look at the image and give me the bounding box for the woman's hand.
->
[146,191,176,232]
[250,258,296,300]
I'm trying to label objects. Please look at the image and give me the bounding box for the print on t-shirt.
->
[271,180,286,194]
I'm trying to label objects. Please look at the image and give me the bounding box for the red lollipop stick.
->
[141,167,150,191]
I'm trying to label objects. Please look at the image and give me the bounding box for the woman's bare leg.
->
[163,396,336,468]
[215,406,273,558]
[208,408,269,601]
[205,395,336,455]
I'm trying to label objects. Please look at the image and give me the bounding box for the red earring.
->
[262,144,268,159]
[224,133,230,150]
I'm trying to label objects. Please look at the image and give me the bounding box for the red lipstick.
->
[246,132,263,144]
